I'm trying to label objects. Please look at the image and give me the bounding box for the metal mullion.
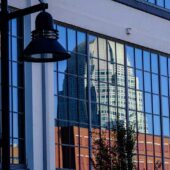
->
[115,43,119,130]
[134,48,140,169]
[66,28,70,124]
[97,38,102,139]
[105,40,111,151]
[124,45,129,130]
[87,34,92,170]
[142,50,148,170]
[150,53,156,169]
[158,54,165,170]
[76,31,81,170]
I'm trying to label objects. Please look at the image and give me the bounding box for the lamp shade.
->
[23,11,70,62]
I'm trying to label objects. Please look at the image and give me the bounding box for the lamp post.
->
[0,1,70,169]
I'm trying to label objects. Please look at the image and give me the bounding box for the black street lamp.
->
[0,1,70,169]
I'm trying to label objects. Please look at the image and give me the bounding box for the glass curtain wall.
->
[0,18,25,165]
[143,0,170,10]
[54,24,170,170]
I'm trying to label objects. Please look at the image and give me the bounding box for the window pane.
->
[117,65,125,86]
[143,51,150,71]
[68,29,76,52]
[58,60,67,73]
[77,31,86,54]
[57,25,66,49]
[160,56,167,76]
[135,48,142,69]
[116,43,124,64]
[154,115,161,135]
[165,0,170,9]
[126,46,134,67]
[68,75,77,98]
[118,87,126,108]
[137,112,145,133]
[151,53,158,74]
[107,40,116,63]
[152,74,159,94]
[144,72,151,92]
[156,0,164,7]
[146,114,153,134]
[163,118,170,137]
[128,89,136,110]
[98,38,106,60]
[162,97,169,117]
[127,68,135,88]
[153,95,160,115]
[161,76,168,96]
[145,93,152,113]
[136,70,143,90]
[137,91,144,112]
[88,35,98,58]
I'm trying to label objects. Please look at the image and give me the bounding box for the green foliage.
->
[92,120,136,170]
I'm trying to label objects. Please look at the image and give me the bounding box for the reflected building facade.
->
[54,24,170,170]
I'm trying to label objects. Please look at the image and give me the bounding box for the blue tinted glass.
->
[58,96,68,120]
[136,70,143,90]
[143,51,150,71]
[156,0,164,7]
[58,73,67,95]
[13,113,18,138]
[68,29,76,52]
[161,76,168,96]
[13,88,18,112]
[77,31,86,54]
[57,25,66,49]
[11,19,17,36]
[88,35,98,58]
[108,41,116,63]
[163,118,170,137]
[148,0,155,3]
[68,75,77,98]
[145,93,152,113]
[126,46,134,67]
[153,95,160,115]
[154,116,161,135]
[160,56,167,76]
[58,60,67,73]
[79,100,88,123]
[67,53,76,75]
[12,62,17,86]
[68,98,78,122]
[151,53,158,73]
[144,72,151,92]
[165,0,170,9]
[162,97,169,117]
[12,37,17,61]
[146,114,153,134]
[135,48,142,69]
[152,74,159,94]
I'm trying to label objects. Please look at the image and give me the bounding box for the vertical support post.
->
[1,0,10,170]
